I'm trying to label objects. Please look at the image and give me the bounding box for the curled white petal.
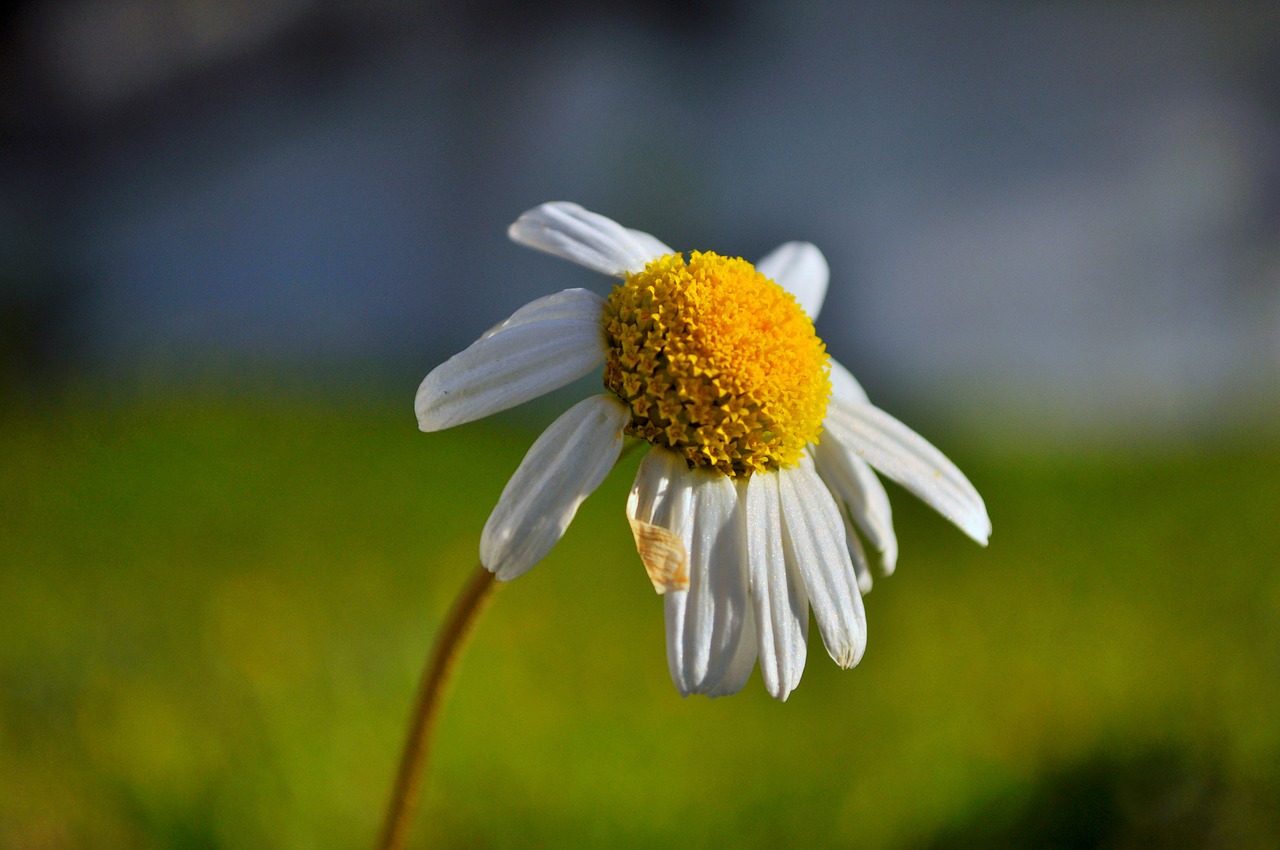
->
[778,459,867,669]
[480,395,629,580]
[812,433,899,575]
[627,448,694,594]
[628,451,694,693]
[415,289,606,432]
[823,400,991,545]
[508,202,670,277]
[743,472,808,700]
[631,452,750,696]
[755,241,829,320]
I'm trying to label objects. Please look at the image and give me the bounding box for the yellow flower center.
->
[603,251,831,477]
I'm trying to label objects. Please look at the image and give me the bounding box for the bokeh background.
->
[3,1,1279,848]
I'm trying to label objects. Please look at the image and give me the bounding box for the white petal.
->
[839,508,874,595]
[632,454,749,696]
[508,202,670,277]
[778,459,866,669]
[821,358,900,575]
[743,473,809,700]
[755,241,829,320]
[415,290,606,432]
[662,592,692,694]
[824,400,991,545]
[628,451,694,691]
[478,288,605,341]
[828,357,870,405]
[627,448,694,594]
[480,395,629,580]
[625,227,676,263]
[812,433,899,575]
[628,447,692,528]
[676,468,751,696]
[702,601,758,698]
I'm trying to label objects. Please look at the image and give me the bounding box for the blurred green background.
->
[2,391,1277,848]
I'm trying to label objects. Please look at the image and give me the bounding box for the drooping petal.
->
[778,458,867,669]
[630,451,750,696]
[672,466,751,696]
[755,241,829,320]
[480,395,629,580]
[508,202,671,277]
[415,289,606,432]
[627,451,690,692]
[828,357,870,405]
[627,448,694,594]
[812,432,899,575]
[823,399,991,545]
[743,472,808,700]
[701,601,758,698]
[839,508,874,595]
[662,593,691,694]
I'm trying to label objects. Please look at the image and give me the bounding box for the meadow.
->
[2,391,1277,848]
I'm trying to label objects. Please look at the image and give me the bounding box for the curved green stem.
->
[376,565,498,850]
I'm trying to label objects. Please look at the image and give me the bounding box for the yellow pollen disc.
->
[603,251,831,477]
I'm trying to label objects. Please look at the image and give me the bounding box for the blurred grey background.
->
[3,0,1278,441]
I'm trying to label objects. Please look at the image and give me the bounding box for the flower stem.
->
[376,564,498,850]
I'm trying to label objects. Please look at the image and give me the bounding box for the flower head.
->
[416,202,990,699]
[604,251,831,476]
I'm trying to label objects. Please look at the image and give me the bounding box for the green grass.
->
[1,393,1277,848]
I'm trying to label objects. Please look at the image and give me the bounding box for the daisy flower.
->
[415,202,990,700]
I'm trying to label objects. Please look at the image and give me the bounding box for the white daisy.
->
[416,202,990,700]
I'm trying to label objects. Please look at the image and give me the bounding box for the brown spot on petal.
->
[628,518,689,594]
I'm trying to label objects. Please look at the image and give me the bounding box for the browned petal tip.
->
[628,517,689,594]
